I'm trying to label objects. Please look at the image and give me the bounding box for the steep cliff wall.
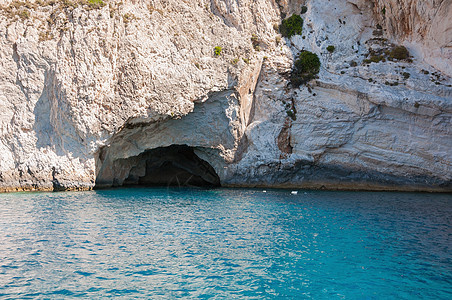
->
[221,0,452,191]
[372,0,452,76]
[0,0,280,191]
[0,0,451,192]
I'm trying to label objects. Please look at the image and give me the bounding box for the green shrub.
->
[301,6,308,14]
[18,9,30,19]
[87,0,105,9]
[402,72,410,79]
[251,33,260,50]
[389,46,409,60]
[251,34,259,47]
[280,14,303,38]
[363,55,385,64]
[291,51,320,86]
[123,13,135,24]
[326,45,335,53]
[370,55,384,63]
[214,46,222,56]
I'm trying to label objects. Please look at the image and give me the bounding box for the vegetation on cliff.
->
[291,51,320,87]
[280,14,303,38]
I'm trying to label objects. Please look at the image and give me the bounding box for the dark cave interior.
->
[123,145,220,187]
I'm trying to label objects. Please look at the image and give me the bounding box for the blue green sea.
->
[0,188,451,299]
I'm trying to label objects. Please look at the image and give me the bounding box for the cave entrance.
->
[123,145,220,187]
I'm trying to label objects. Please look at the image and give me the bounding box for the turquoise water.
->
[0,188,451,299]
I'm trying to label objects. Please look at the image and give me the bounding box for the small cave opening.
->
[123,145,221,188]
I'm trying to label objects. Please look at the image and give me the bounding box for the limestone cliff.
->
[0,0,451,192]
[372,0,452,76]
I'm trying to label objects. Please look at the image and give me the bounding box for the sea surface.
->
[0,188,451,299]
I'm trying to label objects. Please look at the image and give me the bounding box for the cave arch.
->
[104,145,221,188]
[94,92,243,189]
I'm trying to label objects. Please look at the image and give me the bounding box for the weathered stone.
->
[0,0,451,192]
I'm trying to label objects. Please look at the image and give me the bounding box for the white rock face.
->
[372,0,452,76]
[0,0,451,192]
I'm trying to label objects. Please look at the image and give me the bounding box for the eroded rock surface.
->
[0,0,451,192]
[372,0,452,76]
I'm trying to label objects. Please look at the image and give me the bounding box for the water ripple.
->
[0,188,451,298]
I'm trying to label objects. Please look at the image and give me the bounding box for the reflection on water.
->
[0,188,451,298]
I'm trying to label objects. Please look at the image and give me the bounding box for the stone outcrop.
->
[0,0,451,192]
